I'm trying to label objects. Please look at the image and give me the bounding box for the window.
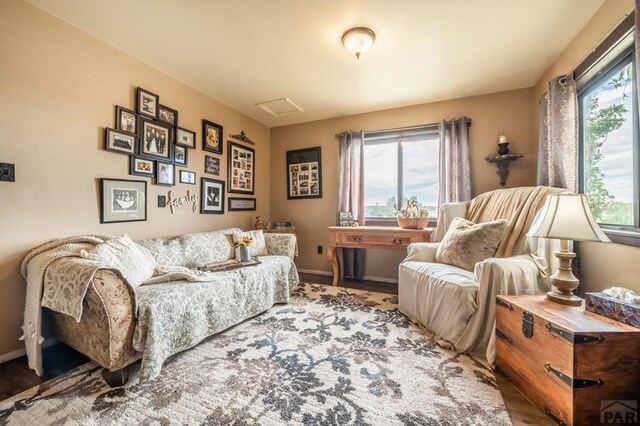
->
[578,51,640,232]
[363,126,439,219]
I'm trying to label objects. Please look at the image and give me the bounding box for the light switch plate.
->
[0,163,15,182]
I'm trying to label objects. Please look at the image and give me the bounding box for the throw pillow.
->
[82,234,157,288]
[435,217,507,271]
[232,230,268,259]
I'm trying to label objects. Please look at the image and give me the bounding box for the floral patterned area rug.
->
[0,283,512,425]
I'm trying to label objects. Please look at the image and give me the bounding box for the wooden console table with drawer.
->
[327,226,432,286]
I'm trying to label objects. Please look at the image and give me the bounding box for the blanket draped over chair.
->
[400,186,568,363]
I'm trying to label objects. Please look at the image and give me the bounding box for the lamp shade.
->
[527,194,611,242]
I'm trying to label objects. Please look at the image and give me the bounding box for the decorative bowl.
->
[397,217,429,229]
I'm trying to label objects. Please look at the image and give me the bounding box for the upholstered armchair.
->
[398,186,567,363]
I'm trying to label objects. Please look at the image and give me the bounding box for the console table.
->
[327,226,432,286]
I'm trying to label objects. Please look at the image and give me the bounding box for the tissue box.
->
[585,292,640,328]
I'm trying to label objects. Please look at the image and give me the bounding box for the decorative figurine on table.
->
[254,216,264,230]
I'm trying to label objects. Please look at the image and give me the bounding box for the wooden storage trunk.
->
[495,295,640,426]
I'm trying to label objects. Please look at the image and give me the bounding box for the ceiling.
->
[28,0,605,127]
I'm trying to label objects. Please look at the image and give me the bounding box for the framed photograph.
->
[286,146,322,199]
[136,87,159,119]
[228,197,256,211]
[130,156,155,177]
[174,145,188,166]
[158,104,178,126]
[201,178,225,214]
[228,141,255,194]
[115,106,137,133]
[139,117,172,160]
[202,119,223,154]
[156,161,175,186]
[179,170,196,185]
[105,128,136,155]
[100,178,147,224]
[204,155,220,175]
[176,127,196,149]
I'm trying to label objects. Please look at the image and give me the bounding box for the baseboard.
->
[0,338,57,364]
[298,269,398,284]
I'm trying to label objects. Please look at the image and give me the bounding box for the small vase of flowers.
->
[235,235,253,262]
[396,200,429,229]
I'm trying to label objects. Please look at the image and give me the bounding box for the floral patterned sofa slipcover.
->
[48,228,299,382]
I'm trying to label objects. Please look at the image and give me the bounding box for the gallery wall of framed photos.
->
[102,86,263,221]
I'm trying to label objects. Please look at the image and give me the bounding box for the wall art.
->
[139,117,172,160]
[201,177,225,214]
[228,141,255,194]
[166,190,199,214]
[204,155,220,175]
[100,178,147,223]
[130,156,155,177]
[286,146,322,199]
[179,170,196,185]
[174,145,188,166]
[228,197,256,211]
[105,127,136,155]
[176,127,196,149]
[136,87,159,119]
[202,119,223,154]
[156,161,175,186]
[115,106,136,133]
[158,104,178,126]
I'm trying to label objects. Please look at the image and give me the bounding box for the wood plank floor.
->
[0,273,552,425]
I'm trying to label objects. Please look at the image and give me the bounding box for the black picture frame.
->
[286,146,322,200]
[179,170,196,185]
[138,117,173,161]
[228,197,256,211]
[201,177,225,214]
[227,141,255,195]
[173,145,188,166]
[202,119,223,154]
[129,156,155,177]
[136,87,159,119]
[156,161,175,186]
[176,127,196,149]
[204,155,220,175]
[158,104,178,126]
[115,106,137,134]
[100,178,147,224]
[105,127,136,155]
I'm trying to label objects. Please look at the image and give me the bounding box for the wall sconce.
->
[485,135,522,186]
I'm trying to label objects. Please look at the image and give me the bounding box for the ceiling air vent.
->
[255,97,303,117]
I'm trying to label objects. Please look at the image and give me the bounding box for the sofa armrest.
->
[48,260,140,370]
[474,255,543,295]
[264,233,297,260]
[403,242,440,263]
[433,202,468,242]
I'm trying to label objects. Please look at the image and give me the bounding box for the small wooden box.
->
[495,295,640,426]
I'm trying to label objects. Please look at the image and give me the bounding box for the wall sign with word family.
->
[166,190,199,214]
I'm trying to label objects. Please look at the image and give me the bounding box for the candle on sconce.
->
[498,135,507,143]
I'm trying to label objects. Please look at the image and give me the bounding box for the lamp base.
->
[546,290,583,306]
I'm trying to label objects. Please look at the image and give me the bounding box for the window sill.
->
[601,227,640,248]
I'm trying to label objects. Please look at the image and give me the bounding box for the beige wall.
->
[0,0,270,357]
[532,0,640,295]
[270,88,536,279]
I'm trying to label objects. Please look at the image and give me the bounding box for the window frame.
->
[577,47,640,246]
[363,129,439,223]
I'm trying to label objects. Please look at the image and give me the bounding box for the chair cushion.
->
[435,217,507,271]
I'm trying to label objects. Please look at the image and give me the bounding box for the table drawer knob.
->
[392,238,403,245]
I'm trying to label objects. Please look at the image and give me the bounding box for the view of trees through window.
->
[363,136,439,218]
[581,57,635,226]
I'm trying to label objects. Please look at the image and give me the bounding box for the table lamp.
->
[527,194,611,306]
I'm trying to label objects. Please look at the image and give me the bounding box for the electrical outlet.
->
[317,245,323,254]
[158,195,167,207]
[0,162,15,182]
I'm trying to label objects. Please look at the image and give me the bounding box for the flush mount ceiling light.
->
[342,27,375,59]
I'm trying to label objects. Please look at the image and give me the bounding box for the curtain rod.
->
[335,118,471,139]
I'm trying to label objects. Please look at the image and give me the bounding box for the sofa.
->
[398,186,567,364]
[43,228,299,385]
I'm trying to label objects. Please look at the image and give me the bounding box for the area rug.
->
[0,283,512,425]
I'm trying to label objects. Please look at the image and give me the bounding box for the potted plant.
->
[396,199,429,229]
[234,235,254,262]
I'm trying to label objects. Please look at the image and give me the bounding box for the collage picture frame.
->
[227,141,255,194]
[286,146,322,199]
